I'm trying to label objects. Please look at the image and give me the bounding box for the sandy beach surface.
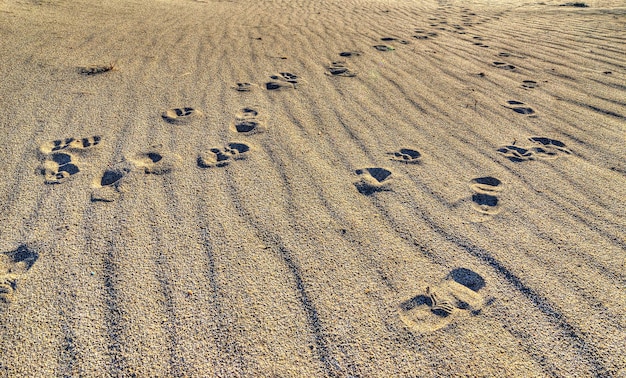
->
[0,0,624,376]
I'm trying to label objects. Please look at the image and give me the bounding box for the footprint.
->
[231,107,266,134]
[380,37,410,44]
[398,290,453,333]
[413,30,438,39]
[237,107,258,118]
[339,51,361,57]
[497,144,560,162]
[39,136,101,155]
[38,135,101,184]
[198,148,232,168]
[354,167,393,195]
[161,107,203,124]
[197,142,251,168]
[398,268,490,333]
[496,145,539,162]
[469,176,503,215]
[265,81,294,91]
[504,100,536,116]
[497,137,569,162]
[91,161,132,202]
[266,72,300,89]
[129,148,181,175]
[373,45,395,52]
[387,148,422,164]
[492,62,516,70]
[226,142,251,159]
[528,137,570,153]
[270,72,300,84]
[233,82,256,92]
[265,72,303,90]
[325,61,357,77]
[521,80,538,89]
[0,245,38,305]
[38,152,80,184]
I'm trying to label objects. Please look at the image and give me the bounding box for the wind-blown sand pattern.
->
[0,0,625,376]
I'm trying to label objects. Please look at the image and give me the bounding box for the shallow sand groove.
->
[0,0,625,376]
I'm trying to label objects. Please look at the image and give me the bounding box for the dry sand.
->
[0,0,625,376]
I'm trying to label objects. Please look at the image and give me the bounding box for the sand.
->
[0,0,624,376]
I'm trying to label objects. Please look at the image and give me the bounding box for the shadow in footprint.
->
[447,268,485,292]
[469,176,502,194]
[51,152,72,166]
[235,121,262,133]
[0,245,38,305]
[400,294,432,311]
[101,170,124,186]
[472,193,499,211]
[511,108,534,115]
[265,81,293,91]
[227,142,250,158]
